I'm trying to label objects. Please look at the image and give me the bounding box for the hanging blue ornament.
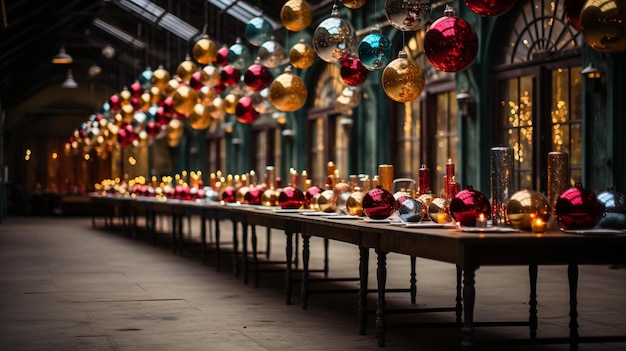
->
[139,67,153,90]
[228,38,251,70]
[245,16,274,47]
[358,25,393,71]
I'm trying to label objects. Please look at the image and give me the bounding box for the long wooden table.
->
[90,195,626,350]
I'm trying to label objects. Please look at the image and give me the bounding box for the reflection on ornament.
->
[198,85,216,106]
[597,186,626,229]
[428,197,451,223]
[381,50,425,102]
[555,183,604,230]
[346,188,365,216]
[289,39,315,69]
[564,0,585,31]
[228,38,251,70]
[340,56,368,86]
[188,103,212,130]
[165,78,180,97]
[193,34,218,64]
[138,91,151,112]
[176,56,197,83]
[313,4,356,63]
[151,66,170,90]
[189,70,209,91]
[119,87,132,106]
[316,189,335,213]
[580,0,626,53]
[245,187,263,205]
[130,81,142,98]
[449,186,491,227]
[166,118,184,142]
[220,186,237,203]
[216,45,230,66]
[139,67,153,90]
[304,185,322,209]
[279,187,305,209]
[269,66,308,112]
[385,0,431,31]
[463,0,516,17]
[398,198,424,222]
[244,59,273,91]
[362,187,396,219]
[424,6,478,72]
[506,189,551,232]
[202,65,220,87]
[258,37,286,68]
[358,25,393,71]
[220,65,241,87]
[172,85,198,116]
[341,0,366,9]
[245,16,274,47]
[222,93,240,115]
[281,0,313,32]
[235,96,259,124]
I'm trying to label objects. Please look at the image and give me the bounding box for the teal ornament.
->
[358,25,393,71]
[139,67,153,90]
[228,38,251,70]
[147,104,158,121]
[245,16,274,47]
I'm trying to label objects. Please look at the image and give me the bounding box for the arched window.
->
[495,0,582,191]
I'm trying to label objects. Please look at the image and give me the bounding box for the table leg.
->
[232,220,239,278]
[251,225,259,288]
[200,212,207,265]
[568,264,579,351]
[529,264,538,339]
[171,214,178,254]
[358,246,369,335]
[242,222,249,284]
[215,217,221,271]
[462,266,477,350]
[456,265,463,323]
[265,227,271,260]
[285,231,293,305]
[376,249,387,347]
[178,213,184,255]
[410,256,416,304]
[302,233,310,309]
[323,238,329,277]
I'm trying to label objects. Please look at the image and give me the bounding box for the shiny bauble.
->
[193,34,218,64]
[313,4,356,63]
[130,80,142,98]
[119,87,132,106]
[580,0,626,53]
[222,93,239,115]
[385,0,431,31]
[564,0,585,31]
[202,65,221,87]
[188,103,212,130]
[281,0,313,32]
[189,69,209,91]
[304,185,323,209]
[198,85,216,106]
[358,26,393,71]
[257,37,286,68]
[235,96,259,124]
[316,189,335,213]
[340,56,368,86]
[149,86,162,104]
[289,39,315,69]
[204,186,219,202]
[341,0,366,9]
[244,60,273,91]
[269,66,307,112]
[346,188,365,216]
[245,16,274,47]
[236,186,250,203]
[428,197,452,223]
[261,188,280,207]
[109,94,121,112]
[506,189,551,232]
[398,198,424,223]
[596,186,626,230]
[220,185,237,203]
[216,45,230,66]
[120,104,134,123]
[151,65,170,90]
[176,56,197,84]
[424,6,479,72]
[555,183,604,230]
[362,187,396,220]
[139,67,153,90]
[220,65,241,87]
[164,78,180,97]
[393,190,411,211]
[382,50,425,102]
[244,187,263,205]
[464,0,517,17]
[331,182,352,213]
[166,118,184,140]
[279,186,305,209]
[228,38,251,70]
[417,193,436,210]
[449,186,491,227]
[172,85,198,116]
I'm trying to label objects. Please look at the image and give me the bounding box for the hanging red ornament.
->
[215,45,230,67]
[340,56,368,86]
[220,65,241,87]
[189,70,208,91]
[463,0,517,17]
[424,6,478,72]
[109,94,120,112]
[235,96,259,124]
[145,121,160,137]
[244,59,273,91]
[130,80,142,97]
[564,0,585,31]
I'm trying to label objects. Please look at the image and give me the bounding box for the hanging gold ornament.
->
[202,64,221,87]
[269,66,307,112]
[150,65,170,90]
[149,86,162,104]
[193,34,218,64]
[188,103,213,130]
[281,0,313,32]
[172,85,198,116]
[222,93,240,115]
[381,50,425,102]
[119,87,132,106]
[289,39,315,69]
[166,118,184,144]
[340,0,366,9]
[165,78,180,97]
[176,55,198,84]
[580,0,626,53]
[138,91,151,112]
[121,103,134,123]
[198,85,216,106]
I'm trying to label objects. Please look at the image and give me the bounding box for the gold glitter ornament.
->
[192,34,218,64]
[289,39,315,69]
[176,55,197,84]
[281,0,313,32]
[269,66,307,112]
[172,85,198,116]
[382,50,425,102]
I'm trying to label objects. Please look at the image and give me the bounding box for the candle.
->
[531,218,547,233]
[301,170,308,191]
[476,213,487,228]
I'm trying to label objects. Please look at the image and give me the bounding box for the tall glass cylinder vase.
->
[547,152,569,229]
[490,147,514,226]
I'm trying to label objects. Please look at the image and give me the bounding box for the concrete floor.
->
[1,215,626,350]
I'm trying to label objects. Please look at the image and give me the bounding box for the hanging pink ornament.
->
[189,70,209,91]
[215,45,230,67]
[244,59,273,91]
[109,94,120,112]
[130,80,142,97]
[235,96,259,124]
[564,0,585,31]
[340,56,368,86]
[146,121,160,137]
[424,6,478,72]
[220,65,241,87]
[313,4,356,63]
[385,0,431,31]
[463,0,517,17]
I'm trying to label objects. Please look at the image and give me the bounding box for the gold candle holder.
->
[378,164,394,192]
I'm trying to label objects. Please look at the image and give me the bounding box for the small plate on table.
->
[457,226,520,233]
[562,228,626,235]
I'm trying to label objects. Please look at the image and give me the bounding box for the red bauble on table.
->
[362,187,396,220]
[424,6,478,72]
[449,186,491,226]
[279,186,305,209]
[555,183,603,230]
[244,187,263,205]
[220,186,237,203]
[304,185,322,209]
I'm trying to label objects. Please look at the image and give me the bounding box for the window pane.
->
[310,119,325,186]
[433,91,458,194]
[396,101,420,179]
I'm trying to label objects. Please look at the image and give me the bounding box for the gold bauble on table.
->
[151,65,170,90]
[269,66,307,112]
[176,56,198,84]
[222,93,240,115]
[346,188,365,216]
[506,189,552,232]
[188,103,213,130]
[580,0,626,53]
[382,50,425,103]
[428,197,452,223]
[261,188,279,207]
[316,189,335,213]
[281,0,312,32]
[193,34,218,64]
[172,85,198,116]
[289,39,315,69]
